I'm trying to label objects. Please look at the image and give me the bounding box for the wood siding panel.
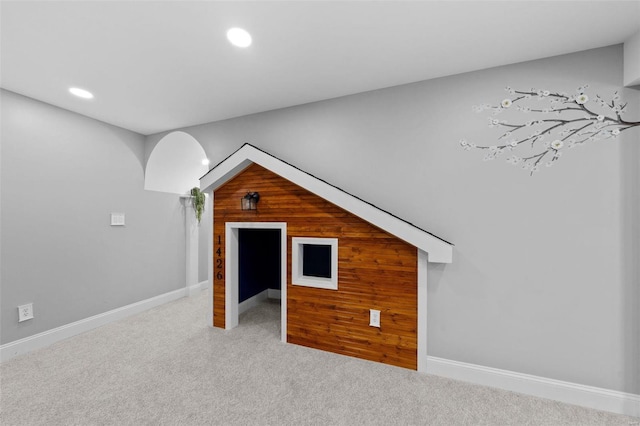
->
[213,164,418,370]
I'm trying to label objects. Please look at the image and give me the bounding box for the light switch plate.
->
[110,213,125,226]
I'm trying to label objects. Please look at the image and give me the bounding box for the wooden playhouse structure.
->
[200,144,453,371]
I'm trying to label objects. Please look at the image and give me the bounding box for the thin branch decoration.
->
[460,85,639,175]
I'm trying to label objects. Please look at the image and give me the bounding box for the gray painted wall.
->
[147,45,639,394]
[1,90,186,344]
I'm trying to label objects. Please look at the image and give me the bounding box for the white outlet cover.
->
[369,309,381,328]
[18,303,34,322]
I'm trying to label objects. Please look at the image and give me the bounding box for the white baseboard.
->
[267,288,281,299]
[238,289,268,315]
[187,280,209,296]
[0,284,203,363]
[3,286,637,418]
[238,288,281,315]
[426,356,640,418]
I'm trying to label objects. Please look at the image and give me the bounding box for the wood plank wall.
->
[213,163,418,370]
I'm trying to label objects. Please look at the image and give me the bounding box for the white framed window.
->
[292,237,338,290]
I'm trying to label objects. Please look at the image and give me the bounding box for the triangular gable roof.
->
[200,144,453,263]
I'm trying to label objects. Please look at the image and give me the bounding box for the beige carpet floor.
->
[0,289,636,425]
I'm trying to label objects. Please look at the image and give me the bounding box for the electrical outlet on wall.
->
[369,309,380,328]
[18,303,34,322]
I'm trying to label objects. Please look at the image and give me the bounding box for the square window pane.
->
[302,244,332,278]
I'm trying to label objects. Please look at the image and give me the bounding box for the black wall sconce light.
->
[241,192,260,211]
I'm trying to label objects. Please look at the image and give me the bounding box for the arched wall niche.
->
[145,131,208,194]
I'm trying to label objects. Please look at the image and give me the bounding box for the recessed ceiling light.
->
[69,87,94,99]
[202,158,210,166]
[226,27,252,48]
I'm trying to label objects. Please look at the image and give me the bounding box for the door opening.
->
[225,222,287,342]
[238,228,281,334]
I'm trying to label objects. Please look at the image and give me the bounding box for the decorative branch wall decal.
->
[460,85,640,174]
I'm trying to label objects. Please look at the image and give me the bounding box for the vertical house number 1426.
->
[216,235,223,280]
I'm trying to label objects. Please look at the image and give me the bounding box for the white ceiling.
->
[2,1,639,136]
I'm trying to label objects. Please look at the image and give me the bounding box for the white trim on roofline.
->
[200,144,453,263]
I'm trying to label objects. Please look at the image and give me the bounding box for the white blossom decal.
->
[550,140,563,150]
[575,94,589,105]
[460,85,639,174]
